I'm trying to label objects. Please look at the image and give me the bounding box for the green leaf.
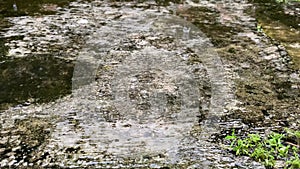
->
[225,129,237,140]
[225,135,236,140]
[279,146,290,157]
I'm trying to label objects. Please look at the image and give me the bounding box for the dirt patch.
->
[0,55,73,111]
[0,117,52,166]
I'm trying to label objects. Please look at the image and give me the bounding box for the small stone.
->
[279,50,288,56]
[149,163,161,168]
[0,136,9,144]
[0,148,6,154]
[251,161,265,169]
[221,157,234,162]
[264,46,278,54]
[187,163,201,169]
[6,152,16,158]
[77,19,89,24]
[240,62,250,69]
[263,53,280,60]
[1,159,9,167]
[8,159,17,166]
[235,162,247,168]
[290,73,300,81]
[12,146,21,152]
[22,162,28,166]
[274,161,285,168]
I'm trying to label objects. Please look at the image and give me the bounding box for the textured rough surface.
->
[0,0,299,168]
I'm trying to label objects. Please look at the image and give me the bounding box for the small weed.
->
[251,144,272,161]
[286,148,300,169]
[234,139,249,155]
[256,23,263,32]
[225,129,237,147]
[225,129,300,168]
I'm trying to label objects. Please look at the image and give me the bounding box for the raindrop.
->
[13,2,18,11]
[183,17,190,39]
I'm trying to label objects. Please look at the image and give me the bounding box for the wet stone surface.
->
[250,0,300,69]
[0,0,299,168]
